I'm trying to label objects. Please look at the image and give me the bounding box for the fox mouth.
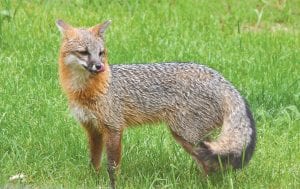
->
[82,63,105,74]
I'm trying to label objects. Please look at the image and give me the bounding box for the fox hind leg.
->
[170,130,210,175]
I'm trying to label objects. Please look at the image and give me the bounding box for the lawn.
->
[0,0,299,188]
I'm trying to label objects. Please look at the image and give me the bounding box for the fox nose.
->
[95,64,102,70]
[90,63,104,73]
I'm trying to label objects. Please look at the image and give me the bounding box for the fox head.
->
[56,20,111,74]
[56,20,112,95]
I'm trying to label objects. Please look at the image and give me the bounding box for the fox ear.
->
[91,20,112,38]
[56,19,72,34]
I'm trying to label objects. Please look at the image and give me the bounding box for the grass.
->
[0,0,299,188]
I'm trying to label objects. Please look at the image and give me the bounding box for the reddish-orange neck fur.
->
[59,51,110,105]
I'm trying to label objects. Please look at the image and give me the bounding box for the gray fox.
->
[56,20,256,189]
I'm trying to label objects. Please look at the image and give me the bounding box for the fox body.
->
[56,20,256,189]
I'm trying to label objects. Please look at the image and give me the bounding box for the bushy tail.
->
[197,100,256,171]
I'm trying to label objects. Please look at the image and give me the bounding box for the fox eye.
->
[76,50,89,56]
[99,51,104,57]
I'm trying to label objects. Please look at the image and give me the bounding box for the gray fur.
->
[92,62,256,169]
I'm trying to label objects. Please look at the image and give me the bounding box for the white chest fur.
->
[70,103,97,125]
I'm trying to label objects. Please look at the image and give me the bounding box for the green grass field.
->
[0,0,299,188]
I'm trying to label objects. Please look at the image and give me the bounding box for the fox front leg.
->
[104,128,122,189]
[84,124,104,171]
